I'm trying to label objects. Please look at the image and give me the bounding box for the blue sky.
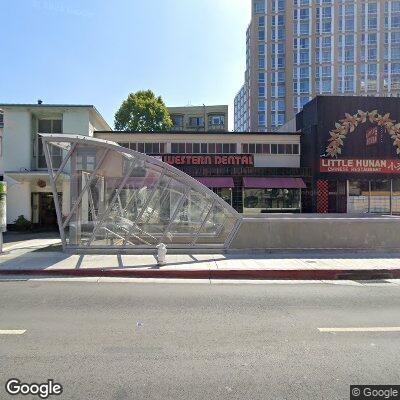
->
[0,0,250,130]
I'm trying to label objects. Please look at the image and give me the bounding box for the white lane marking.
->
[0,330,26,335]
[318,327,400,333]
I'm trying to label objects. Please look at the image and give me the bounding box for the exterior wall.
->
[168,105,228,132]
[3,110,32,171]
[63,110,90,136]
[7,181,31,224]
[89,110,111,135]
[230,215,400,250]
[254,154,299,168]
[0,126,3,175]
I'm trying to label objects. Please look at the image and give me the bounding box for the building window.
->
[188,117,204,127]
[254,0,265,14]
[37,119,62,168]
[76,151,96,172]
[241,143,299,155]
[171,115,184,130]
[128,142,166,154]
[170,143,236,154]
[209,115,225,127]
[243,189,301,213]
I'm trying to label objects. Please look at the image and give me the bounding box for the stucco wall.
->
[0,127,3,175]
[6,182,31,224]
[63,110,90,136]
[3,110,31,171]
[230,216,400,250]
[254,154,300,168]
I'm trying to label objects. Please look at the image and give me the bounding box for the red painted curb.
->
[0,268,399,280]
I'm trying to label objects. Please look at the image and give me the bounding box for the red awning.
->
[195,177,234,188]
[243,177,306,189]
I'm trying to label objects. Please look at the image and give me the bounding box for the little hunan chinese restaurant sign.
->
[162,154,254,166]
[320,159,400,174]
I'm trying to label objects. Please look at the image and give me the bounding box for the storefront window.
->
[348,181,369,213]
[348,180,392,214]
[213,188,232,206]
[370,180,390,213]
[243,189,301,213]
[392,178,400,213]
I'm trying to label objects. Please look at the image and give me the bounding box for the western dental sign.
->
[162,154,254,166]
[320,159,400,173]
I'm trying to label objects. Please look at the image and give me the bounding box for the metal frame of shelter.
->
[40,134,242,253]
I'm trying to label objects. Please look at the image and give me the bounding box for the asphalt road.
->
[1,279,400,400]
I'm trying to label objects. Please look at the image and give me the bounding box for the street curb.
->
[0,268,399,280]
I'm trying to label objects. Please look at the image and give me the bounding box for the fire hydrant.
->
[156,243,167,266]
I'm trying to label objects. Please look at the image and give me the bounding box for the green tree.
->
[114,90,173,132]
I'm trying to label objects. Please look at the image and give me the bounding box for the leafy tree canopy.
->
[114,90,173,132]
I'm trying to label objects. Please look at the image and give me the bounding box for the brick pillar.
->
[317,180,329,213]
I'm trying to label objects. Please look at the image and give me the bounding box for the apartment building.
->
[234,84,249,132]
[0,103,110,226]
[168,105,228,132]
[235,0,400,132]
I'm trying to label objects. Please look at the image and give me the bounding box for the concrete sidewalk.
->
[0,236,400,280]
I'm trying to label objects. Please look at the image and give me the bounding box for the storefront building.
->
[94,131,309,214]
[299,96,400,214]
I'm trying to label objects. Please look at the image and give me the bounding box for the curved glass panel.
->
[40,134,241,251]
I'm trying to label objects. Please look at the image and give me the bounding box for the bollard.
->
[156,243,167,266]
[0,182,6,254]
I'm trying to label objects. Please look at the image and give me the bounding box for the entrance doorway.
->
[32,193,59,227]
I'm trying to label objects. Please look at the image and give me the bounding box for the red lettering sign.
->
[162,154,254,166]
[320,159,400,174]
[366,127,378,146]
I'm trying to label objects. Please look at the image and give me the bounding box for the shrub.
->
[13,215,32,231]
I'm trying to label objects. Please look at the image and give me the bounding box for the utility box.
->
[0,182,7,233]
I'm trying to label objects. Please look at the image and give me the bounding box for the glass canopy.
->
[40,134,241,252]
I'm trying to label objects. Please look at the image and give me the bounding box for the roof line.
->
[95,130,301,135]
[0,103,112,130]
[0,104,95,108]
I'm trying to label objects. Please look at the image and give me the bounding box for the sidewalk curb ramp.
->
[0,268,399,280]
